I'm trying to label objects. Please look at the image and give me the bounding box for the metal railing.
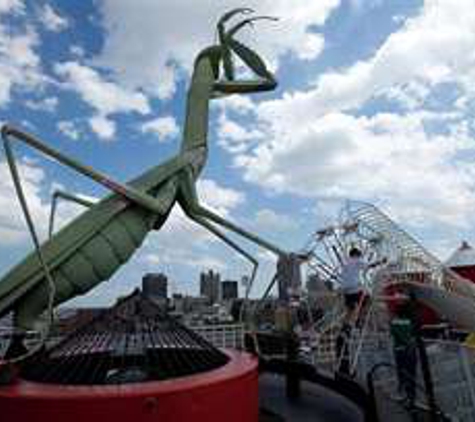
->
[187,323,245,350]
[364,338,475,421]
[422,340,475,421]
[367,362,450,421]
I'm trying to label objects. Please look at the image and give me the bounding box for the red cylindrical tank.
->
[0,350,258,422]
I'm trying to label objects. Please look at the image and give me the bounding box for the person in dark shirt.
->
[390,295,418,407]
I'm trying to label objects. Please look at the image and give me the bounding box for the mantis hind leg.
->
[178,173,259,300]
[187,213,258,300]
[179,171,284,257]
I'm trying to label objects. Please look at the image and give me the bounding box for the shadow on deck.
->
[259,373,364,422]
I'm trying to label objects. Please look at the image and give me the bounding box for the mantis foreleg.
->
[2,126,186,216]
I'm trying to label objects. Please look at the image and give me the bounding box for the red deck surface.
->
[0,349,258,422]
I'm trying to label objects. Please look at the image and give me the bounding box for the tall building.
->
[142,273,168,299]
[221,280,238,301]
[200,270,220,304]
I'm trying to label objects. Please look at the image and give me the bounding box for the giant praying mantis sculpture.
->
[0,9,286,331]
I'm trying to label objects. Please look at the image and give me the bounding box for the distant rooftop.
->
[445,241,475,268]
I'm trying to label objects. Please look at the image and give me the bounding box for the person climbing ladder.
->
[336,247,386,374]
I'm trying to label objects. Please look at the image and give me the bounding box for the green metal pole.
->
[2,125,179,216]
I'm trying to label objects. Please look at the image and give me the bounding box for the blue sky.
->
[1,0,475,307]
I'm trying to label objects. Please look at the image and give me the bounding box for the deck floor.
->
[258,373,364,422]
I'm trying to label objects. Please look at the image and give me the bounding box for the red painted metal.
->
[451,266,475,284]
[0,350,258,422]
[383,283,439,325]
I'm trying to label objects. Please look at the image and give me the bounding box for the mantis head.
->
[216,8,278,81]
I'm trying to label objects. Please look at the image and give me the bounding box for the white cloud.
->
[0,159,91,246]
[213,0,475,237]
[69,45,85,58]
[95,0,340,98]
[0,159,48,245]
[216,94,256,114]
[384,81,430,110]
[0,0,23,14]
[25,96,58,112]
[235,110,475,230]
[196,178,244,217]
[141,115,179,142]
[57,120,81,141]
[89,115,115,140]
[349,0,383,14]
[55,61,150,139]
[217,112,263,153]
[39,4,68,32]
[55,62,150,115]
[259,0,475,124]
[0,3,43,106]
[253,208,298,232]
[144,247,227,271]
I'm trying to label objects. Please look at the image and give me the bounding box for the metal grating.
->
[20,291,229,385]
[344,201,475,299]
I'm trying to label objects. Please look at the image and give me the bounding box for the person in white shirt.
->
[336,247,387,374]
[339,246,387,321]
[340,247,366,317]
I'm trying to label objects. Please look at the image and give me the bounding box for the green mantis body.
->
[0,10,285,330]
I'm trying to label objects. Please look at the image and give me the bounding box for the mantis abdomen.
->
[0,177,178,329]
